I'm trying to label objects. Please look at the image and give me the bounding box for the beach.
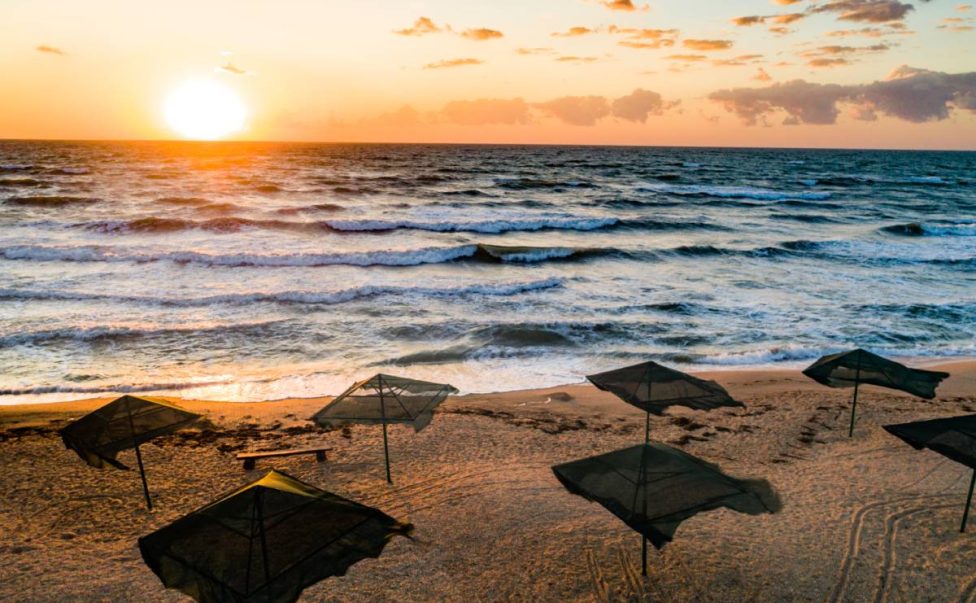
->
[2,362,975,602]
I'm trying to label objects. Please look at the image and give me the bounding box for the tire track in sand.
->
[826,494,952,603]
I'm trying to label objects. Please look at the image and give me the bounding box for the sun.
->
[164,78,246,140]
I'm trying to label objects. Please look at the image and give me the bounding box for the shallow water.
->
[1,141,974,402]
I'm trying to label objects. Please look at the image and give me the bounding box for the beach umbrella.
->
[803,348,950,437]
[552,442,780,576]
[585,361,743,570]
[59,394,201,510]
[884,414,976,532]
[139,469,412,603]
[587,360,743,444]
[311,374,458,483]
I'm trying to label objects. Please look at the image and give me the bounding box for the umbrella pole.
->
[134,443,152,511]
[382,422,391,484]
[125,398,152,510]
[379,377,392,484]
[848,366,861,438]
[962,469,975,533]
[642,536,648,576]
[644,411,650,445]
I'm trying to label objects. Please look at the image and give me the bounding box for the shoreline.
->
[3,356,974,409]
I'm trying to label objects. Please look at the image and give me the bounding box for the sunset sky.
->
[2,0,975,148]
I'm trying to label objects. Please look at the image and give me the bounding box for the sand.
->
[1,363,975,602]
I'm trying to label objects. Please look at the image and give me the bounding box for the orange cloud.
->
[461,28,504,41]
[424,58,484,69]
[535,96,610,125]
[666,54,708,61]
[35,45,65,55]
[552,26,597,37]
[515,47,555,55]
[602,0,647,11]
[754,68,773,81]
[732,16,766,26]
[808,57,851,68]
[555,56,600,63]
[394,17,442,36]
[683,39,734,51]
[771,13,806,24]
[618,39,675,49]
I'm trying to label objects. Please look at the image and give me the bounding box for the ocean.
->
[0,141,973,403]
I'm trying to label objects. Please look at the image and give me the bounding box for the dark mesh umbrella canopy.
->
[139,470,412,603]
[552,442,781,549]
[884,414,976,469]
[60,395,201,469]
[587,361,742,416]
[311,374,458,432]
[803,349,949,399]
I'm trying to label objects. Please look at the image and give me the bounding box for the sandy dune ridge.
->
[1,363,975,602]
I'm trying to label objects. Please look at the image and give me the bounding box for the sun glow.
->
[163,79,246,140]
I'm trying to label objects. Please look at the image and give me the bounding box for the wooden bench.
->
[236,447,331,470]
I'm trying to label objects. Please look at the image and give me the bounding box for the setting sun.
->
[163,78,245,140]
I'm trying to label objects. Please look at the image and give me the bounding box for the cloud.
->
[683,39,734,51]
[555,56,600,63]
[733,15,766,25]
[610,26,679,48]
[618,39,676,49]
[440,98,532,125]
[461,28,504,40]
[799,42,892,65]
[552,26,598,37]
[534,96,611,125]
[709,66,976,125]
[772,12,808,23]
[808,57,852,67]
[217,62,247,75]
[602,0,648,11]
[826,24,914,35]
[754,67,774,81]
[810,0,916,23]
[938,16,975,30]
[394,17,442,36]
[424,58,484,69]
[516,47,555,55]
[610,89,665,122]
[713,54,766,66]
[35,45,64,55]
[666,54,708,61]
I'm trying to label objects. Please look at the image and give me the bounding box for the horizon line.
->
[0,137,974,153]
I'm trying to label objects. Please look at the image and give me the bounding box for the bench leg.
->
[243,459,255,471]
[315,451,326,463]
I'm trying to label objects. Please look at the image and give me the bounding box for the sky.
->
[1,0,975,148]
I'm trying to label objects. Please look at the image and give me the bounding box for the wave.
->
[0,380,233,396]
[0,320,283,347]
[321,216,619,234]
[0,164,33,172]
[0,178,44,188]
[84,216,311,234]
[816,174,953,187]
[640,183,831,201]
[493,177,597,190]
[0,243,619,268]
[880,222,976,237]
[6,195,99,207]
[0,278,564,309]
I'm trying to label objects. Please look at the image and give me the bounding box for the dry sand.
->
[1,363,976,602]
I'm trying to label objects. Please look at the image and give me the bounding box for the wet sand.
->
[1,363,975,602]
